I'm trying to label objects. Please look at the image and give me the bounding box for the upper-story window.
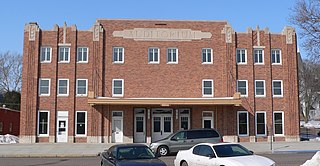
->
[112,79,124,97]
[236,49,247,64]
[148,48,159,64]
[59,47,70,63]
[113,47,124,63]
[76,79,87,96]
[40,47,52,63]
[58,79,69,96]
[39,78,50,96]
[202,48,213,64]
[237,80,248,97]
[202,79,213,97]
[271,49,281,65]
[272,80,283,97]
[255,80,265,97]
[254,49,264,64]
[167,48,178,64]
[77,47,88,63]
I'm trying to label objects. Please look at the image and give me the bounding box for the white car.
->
[174,142,275,166]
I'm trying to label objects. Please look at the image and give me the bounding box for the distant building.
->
[0,107,20,136]
[20,19,300,143]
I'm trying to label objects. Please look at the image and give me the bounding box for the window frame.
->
[39,78,51,96]
[58,47,70,63]
[167,48,178,64]
[237,111,249,136]
[40,47,52,63]
[202,48,213,64]
[274,111,284,136]
[77,47,89,63]
[112,47,124,64]
[271,49,282,65]
[112,79,124,97]
[255,111,267,136]
[75,111,87,136]
[254,49,264,65]
[236,49,247,64]
[202,79,214,97]
[38,110,50,137]
[76,79,88,97]
[57,79,69,96]
[272,80,283,97]
[237,80,248,97]
[148,47,160,64]
[255,80,266,97]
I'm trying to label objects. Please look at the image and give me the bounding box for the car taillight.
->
[220,138,224,142]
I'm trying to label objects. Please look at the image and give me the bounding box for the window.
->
[193,145,215,157]
[167,48,178,64]
[237,80,248,97]
[148,48,159,64]
[274,111,284,135]
[77,47,88,63]
[271,49,281,64]
[0,121,3,133]
[112,79,124,97]
[272,80,283,97]
[236,49,247,64]
[256,112,266,136]
[202,48,213,64]
[255,80,265,97]
[202,80,213,97]
[76,111,87,136]
[58,79,69,96]
[113,47,124,63]
[40,47,51,63]
[254,49,264,64]
[238,111,248,136]
[179,109,190,130]
[59,47,70,63]
[76,79,87,96]
[39,78,50,96]
[38,111,49,136]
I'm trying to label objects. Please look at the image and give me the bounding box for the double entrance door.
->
[152,108,173,142]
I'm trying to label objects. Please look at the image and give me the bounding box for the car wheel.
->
[181,161,188,166]
[157,146,169,156]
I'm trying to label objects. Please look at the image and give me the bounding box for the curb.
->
[0,153,99,158]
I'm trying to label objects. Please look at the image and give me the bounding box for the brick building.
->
[0,107,20,136]
[20,19,299,143]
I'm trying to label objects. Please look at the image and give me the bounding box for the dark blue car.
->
[100,143,167,166]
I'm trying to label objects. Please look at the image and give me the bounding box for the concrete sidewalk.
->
[0,141,319,157]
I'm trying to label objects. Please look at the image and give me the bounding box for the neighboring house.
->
[0,106,20,136]
[20,19,299,143]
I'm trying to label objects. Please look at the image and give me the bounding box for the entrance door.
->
[134,108,146,143]
[112,111,123,143]
[202,111,214,129]
[56,111,68,143]
[152,109,173,142]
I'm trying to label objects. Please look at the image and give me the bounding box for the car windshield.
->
[117,146,156,160]
[212,144,253,158]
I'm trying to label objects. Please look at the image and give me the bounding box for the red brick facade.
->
[0,107,20,136]
[20,19,300,143]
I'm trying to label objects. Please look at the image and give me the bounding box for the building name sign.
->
[113,28,212,41]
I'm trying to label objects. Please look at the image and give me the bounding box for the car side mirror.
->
[171,138,177,141]
[154,152,161,158]
[207,154,215,158]
[250,150,254,154]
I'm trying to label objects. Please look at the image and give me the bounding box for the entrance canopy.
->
[88,92,242,107]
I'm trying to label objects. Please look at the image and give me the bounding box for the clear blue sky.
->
[0,0,303,55]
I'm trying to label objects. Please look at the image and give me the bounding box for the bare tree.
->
[290,0,320,61]
[0,52,22,92]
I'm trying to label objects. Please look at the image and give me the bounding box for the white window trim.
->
[77,47,89,63]
[58,47,70,63]
[271,49,282,65]
[40,47,52,63]
[113,47,124,64]
[202,79,214,97]
[112,79,124,97]
[255,111,267,136]
[273,111,285,136]
[75,111,87,137]
[202,48,213,64]
[255,80,266,97]
[237,80,248,97]
[148,47,160,64]
[179,109,190,130]
[272,80,283,97]
[76,79,88,97]
[39,78,51,96]
[167,48,178,64]
[237,111,249,136]
[57,79,69,97]
[38,110,50,137]
[254,49,264,65]
[236,49,247,65]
